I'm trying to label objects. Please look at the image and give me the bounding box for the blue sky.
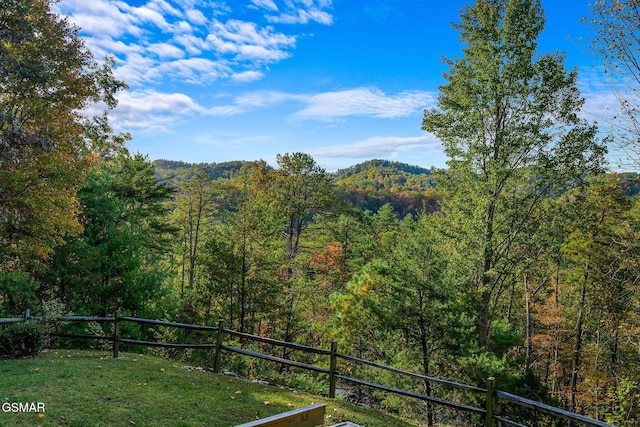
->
[54,0,616,171]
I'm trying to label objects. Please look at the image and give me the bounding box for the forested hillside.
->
[153,159,252,182]
[154,158,441,217]
[2,0,640,426]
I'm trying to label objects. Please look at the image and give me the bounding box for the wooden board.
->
[234,403,325,427]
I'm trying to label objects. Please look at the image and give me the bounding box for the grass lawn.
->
[0,349,418,427]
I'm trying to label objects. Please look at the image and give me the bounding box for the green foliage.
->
[488,317,523,355]
[56,321,111,350]
[335,159,433,179]
[0,322,43,359]
[153,159,251,183]
[0,0,127,270]
[0,271,38,315]
[46,152,175,315]
[223,344,328,396]
[602,378,640,425]
[422,0,605,347]
[335,160,440,217]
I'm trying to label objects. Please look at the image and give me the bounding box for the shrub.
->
[0,322,43,359]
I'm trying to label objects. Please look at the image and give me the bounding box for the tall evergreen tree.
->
[422,0,605,346]
[47,153,175,315]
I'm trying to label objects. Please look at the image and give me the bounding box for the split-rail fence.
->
[1,310,616,427]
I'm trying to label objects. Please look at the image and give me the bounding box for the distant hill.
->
[615,172,640,196]
[333,159,440,216]
[153,159,250,182]
[334,159,432,180]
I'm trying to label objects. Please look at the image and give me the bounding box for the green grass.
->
[0,350,417,427]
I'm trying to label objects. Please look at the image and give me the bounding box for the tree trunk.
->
[524,271,532,370]
[569,277,587,415]
[240,226,247,334]
[419,319,434,427]
[480,197,496,346]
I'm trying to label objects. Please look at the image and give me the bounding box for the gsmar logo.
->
[2,402,46,413]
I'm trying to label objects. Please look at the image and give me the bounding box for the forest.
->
[1,0,639,426]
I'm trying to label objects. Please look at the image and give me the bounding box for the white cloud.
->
[55,0,141,38]
[111,90,205,131]
[205,87,436,119]
[232,70,265,82]
[173,34,209,55]
[312,135,441,158]
[251,0,279,11]
[185,9,208,25]
[113,53,163,85]
[292,88,436,121]
[265,0,334,25]
[83,37,145,60]
[57,0,317,88]
[268,9,333,25]
[207,19,296,63]
[578,69,628,122]
[148,42,186,60]
[145,0,183,18]
[156,58,232,84]
[129,5,172,30]
[205,90,302,115]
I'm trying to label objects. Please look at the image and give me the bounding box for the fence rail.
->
[1,311,616,427]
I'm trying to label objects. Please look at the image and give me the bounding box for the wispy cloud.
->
[578,68,622,121]
[312,135,442,158]
[292,88,436,121]
[55,0,332,87]
[251,0,334,25]
[206,19,296,62]
[103,85,434,136]
[205,87,436,120]
[251,0,279,12]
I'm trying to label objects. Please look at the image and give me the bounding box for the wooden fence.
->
[1,310,616,427]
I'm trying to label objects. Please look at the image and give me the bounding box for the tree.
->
[329,213,469,426]
[198,163,283,333]
[270,153,338,344]
[46,153,175,315]
[0,0,126,271]
[555,175,640,420]
[274,152,337,265]
[586,0,640,169]
[169,171,217,295]
[422,0,605,346]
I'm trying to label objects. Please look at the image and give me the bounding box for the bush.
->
[0,322,43,359]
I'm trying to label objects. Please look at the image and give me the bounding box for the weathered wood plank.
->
[336,375,486,415]
[223,345,330,374]
[0,318,23,323]
[336,353,487,393]
[224,329,331,355]
[496,391,616,427]
[117,338,217,349]
[121,316,218,331]
[234,403,325,427]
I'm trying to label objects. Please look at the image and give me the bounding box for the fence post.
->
[329,341,337,398]
[113,310,121,358]
[213,319,225,373]
[486,377,496,427]
[23,308,31,323]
